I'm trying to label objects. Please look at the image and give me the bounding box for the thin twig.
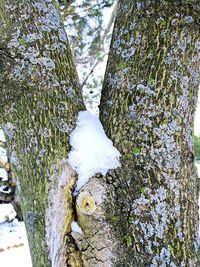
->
[81,53,107,89]
[63,0,76,16]
[80,1,119,88]
[102,0,119,43]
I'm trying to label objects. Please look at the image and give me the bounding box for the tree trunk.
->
[1,0,200,266]
[99,0,200,266]
[0,0,85,266]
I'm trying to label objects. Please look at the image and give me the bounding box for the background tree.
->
[194,135,200,159]
[0,0,200,267]
[62,0,117,111]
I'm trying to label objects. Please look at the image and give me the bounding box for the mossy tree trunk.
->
[99,0,200,266]
[0,0,85,266]
[0,0,200,267]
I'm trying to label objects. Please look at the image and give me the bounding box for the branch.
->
[62,0,76,16]
[81,53,107,89]
[80,1,119,89]
[102,0,119,43]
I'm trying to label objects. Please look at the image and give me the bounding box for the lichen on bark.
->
[0,0,85,266]
[100,0,200,266]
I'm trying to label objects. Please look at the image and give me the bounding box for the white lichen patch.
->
[150,246,173,267]
[5,0,69,89]
[131,175,187,265]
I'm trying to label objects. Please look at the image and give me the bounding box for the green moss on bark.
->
[0,1,85,266]
[100,1,200,266]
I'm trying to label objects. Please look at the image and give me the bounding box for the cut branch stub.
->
[74,177,121,267]
[76,192,96,216]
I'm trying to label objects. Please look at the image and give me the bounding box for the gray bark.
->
[0,0,200,266]
[0,0,85,266]
[99,0,200,266]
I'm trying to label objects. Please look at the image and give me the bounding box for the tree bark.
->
[1,0,200,266]
[99,0,200,266]
[0,0,85,266]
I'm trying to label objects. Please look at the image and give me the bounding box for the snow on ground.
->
[0,129,6,143]
[196,161,200,175]
[0,244,32,267]
[0,204,32,266]
[0,219,32,267]
[0,168,8,182]
[0,204,16,224]
[68,111,121,191]
[0,146,7,166]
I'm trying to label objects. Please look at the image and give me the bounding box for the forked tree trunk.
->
[0,0,85,266]
[99,0,200,266]
[0,0,200,267]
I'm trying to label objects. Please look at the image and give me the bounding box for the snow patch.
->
[0,168,8,181]
[0,185,12,194]
[71,221,83,234]
[0,129,6,143]
[0,147,7,157]
[68,111,121,191]
[0,219,32,267]
[0,204,16,224]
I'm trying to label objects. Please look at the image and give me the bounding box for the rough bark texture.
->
[100,0,200,266]
[1,0,200,266]
[0,1,121,266]
[0,0,85,266]
[72,176,120,266]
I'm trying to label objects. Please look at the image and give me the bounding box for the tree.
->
[100,1,200,265]
[0,0,85,266]
[63,0,117,111]
[194,135,200,159]
[0,0,199,267]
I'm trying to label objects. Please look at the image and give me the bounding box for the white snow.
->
[0,204,16,224]
[0,147,7,164]
[0,185,12,194]
[0,244,32,267]
[71,221,83,234]
[196,161,200,175]
[68,111,121,191]
[0,219,25,250]
[0,129,6,143]
[0,155,8,164]
[0,168,8,181]
[0,219,32,267]
[0,147,7,157]
[194,88,200,136]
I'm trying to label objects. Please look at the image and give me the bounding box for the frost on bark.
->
[0,0,85,266]
[100,0,200,266]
